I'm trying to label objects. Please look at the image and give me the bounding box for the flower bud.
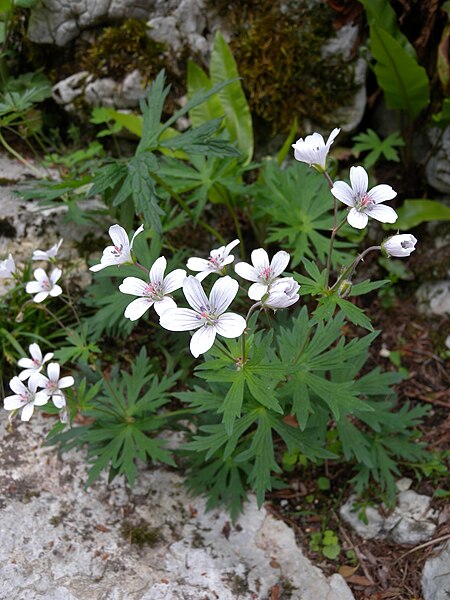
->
[261,278,300,310]
[338,279,352,298]
[382,234,417,258]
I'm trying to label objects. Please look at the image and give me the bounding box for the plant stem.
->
[0,130,45,179]
[325,216,348,288]
[241,302,262,364]
[21,299,70,333]
[151,172,225,244]
[331,245,381,291]
[225,199,245,257]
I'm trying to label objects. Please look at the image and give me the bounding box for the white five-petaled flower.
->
[234,248,291,300]
[292,128,340,171]
[159,276,246,358]
[3,376,49,422]
[25,268,63,303]
[119,256,186,320]
[38,362,75,408]
[262,278,300,310]
[18,343,54,387]
[331,166,398,229]
[382,234,418,258]
[186,239,240,282]
[32,239,63,261]
[90,224,144,272]
[0,253,15,278]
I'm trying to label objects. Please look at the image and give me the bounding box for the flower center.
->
[111,244,124,257]
[144,281,163,300]
[401,241,413,249]
[41,278,52,291]
[195,305,219,327]
[355,192,374,211]
[208,255,223,270]
[259,266,272,284]
[46,381,58,393]
[32,358,41,367]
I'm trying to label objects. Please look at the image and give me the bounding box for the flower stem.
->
[325,216,348,288]
[331,245,381,291]
[0,130,45,179]
[225,199,245,258]
[241,302,262,364]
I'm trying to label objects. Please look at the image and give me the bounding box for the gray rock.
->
[52,71,91,112]
[416,281,450,316]
[422,542,450,600]
[0,416,355,600]
[340,491,438,545]
[426,126,450,194]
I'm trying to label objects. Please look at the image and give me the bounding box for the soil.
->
[266,289,450,600]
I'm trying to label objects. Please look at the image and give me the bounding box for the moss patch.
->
[210,0,357,133]
[121,520,162,547]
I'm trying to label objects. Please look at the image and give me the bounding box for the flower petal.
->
[331,181,355,207]
[29,343,42,362]
[325,127,340,149]
[50,268,62,284]
[186,257,210,272]
[32,291,49,303]
[58,376,74,389]
[365,204,398,224]
[248,282,268,300]
[130,224,144,247]
[183,276,209,312]
[270,251,290,278]
[49,284,62,297]
[347,208,369,229]
[149,256,167,285]
[159,308,202,331]
[190,326,216,358]
[234,261,259,282]
[153,296,177,316]
[9,376,27,395]
[224,239,240,255]
[368,184,397,204]
[25,281,43,293]
[109,224,129,249]
[215,313,246,338]
[18,358,35,370]
[163,269,186,294]
[251,248,269,270]
[33,268,48,283]
[124,297,153,321]
[21,403,34,421]
[209,276,239,314]
[4,395,25,410]
[34,391,49,406]
[52,392,66,408]
[195,271,211,282]
[349,166,368,196]
[119,277,148,297]
[47,363,61,382]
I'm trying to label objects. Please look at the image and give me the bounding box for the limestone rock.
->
[416,281,450,316]
[340,491,439,545]
[425,126,450,195]
[0,415,355,600]
[422,542,450,600]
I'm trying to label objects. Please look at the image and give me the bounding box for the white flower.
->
[331,166,398,229]
[90,224,144,272]
[18,343,54,387]
[262,278,300,310]
[38,362,74,408]
[32,239,63,261]
[119,256,186,320]
[292,128,340,171]
[383,234,418,258]
[0,253,15,279]
[25,268,62,303]
[159,275,246,358]
[186,239,240,282]
[3,376,49,421]
[234,248,290,300]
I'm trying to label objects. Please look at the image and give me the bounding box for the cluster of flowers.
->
[4,343,74,422]
[90,226,301,358]
[292,128,417,254]
[0,239,64,301]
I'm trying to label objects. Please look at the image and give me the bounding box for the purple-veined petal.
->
[270,250,290,278]
[347,208,369,229]
[331,181,355,207]
[350,166,368,196]
[109,224,129,249]
[190,325,216,358]
[368,184,397,204]
[159,308,203,331]
[119,277,148,297]
[183,276,209,312]
[49,284,62,297]
[4,395,25,410]
[21,403,34,422]
[234,261,259,282]
[163,269,186,294]
[209,276,239,314]
[248,282,268,300]
[366,204,398,224]
[215,313,246,338]
[58,376,74,389]
[124,297,153,321]
[186,257,211,272]
[29,343,42,362]
[153,296,177,316]
[32,291,49,303]
[251,248,269,270]
[149,256,167,285]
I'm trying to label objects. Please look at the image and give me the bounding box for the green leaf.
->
[336,297,373,331]
[350,279,390,296]
[358,0,416,57]
[210,31,253,164]
[187,60,223,127]
[370,24,430,119]
[277,116,298,165]
[219,371,245,435]
[386,199,450,230]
